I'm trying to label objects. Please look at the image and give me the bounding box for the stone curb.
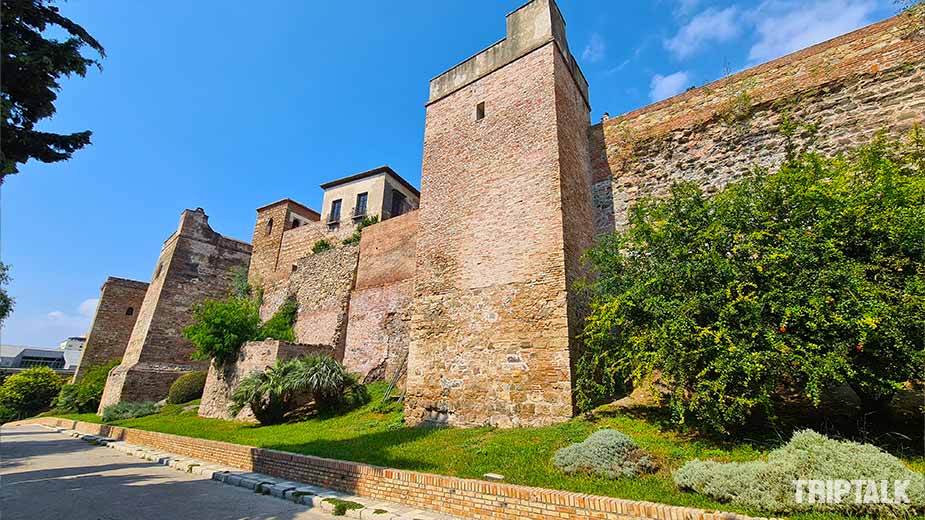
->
[39,425,453,520]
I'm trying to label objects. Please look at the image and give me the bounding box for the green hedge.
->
[167,371,207,404]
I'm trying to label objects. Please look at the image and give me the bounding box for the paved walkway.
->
[1,424,329,520]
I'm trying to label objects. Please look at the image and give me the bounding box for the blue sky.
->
[1,0,900,347]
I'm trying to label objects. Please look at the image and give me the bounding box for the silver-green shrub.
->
[552,429,657,478]
[101,401,159,423]
[674,430,924,517]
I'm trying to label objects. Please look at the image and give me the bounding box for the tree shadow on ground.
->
[263,422,441,474]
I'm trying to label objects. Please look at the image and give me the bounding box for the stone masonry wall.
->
[198,340,333,421]
[99,209,252,412]
[72,277,149,381]
[591,14,925,233]
[35,416,766,520]
[407,33,590,428]
[343,212,418,382]
[259,244,359,362]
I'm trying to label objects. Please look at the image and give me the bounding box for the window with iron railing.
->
[328,199,342,224]
[354,192,368,219]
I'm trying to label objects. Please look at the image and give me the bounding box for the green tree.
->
[183,298,261,365]
[578,130,925,433]
[0,262,13,326]
[1,0,105,182]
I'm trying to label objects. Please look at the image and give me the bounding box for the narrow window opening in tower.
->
[266,218,274,236]
[476,102,486,121]
[292,219,301,229]
[125,307,134,316]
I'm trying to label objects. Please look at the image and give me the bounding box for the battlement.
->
[428,0,588,107]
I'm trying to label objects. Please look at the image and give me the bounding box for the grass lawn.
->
[48,383,923,520]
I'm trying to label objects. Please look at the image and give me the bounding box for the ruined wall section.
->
[343,211,418,382]
[258,244,359,362]
[591,15,925,233]
[73,277,149,381]
[99,209,252,411]
[198,340,333,421]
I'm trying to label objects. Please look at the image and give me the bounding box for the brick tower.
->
[405,0,593,427]
[72,277,149,382]
[98,208,252,412]
[248,199,320,285]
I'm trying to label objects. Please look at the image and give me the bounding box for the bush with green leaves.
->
[0,366,63,420]
[552,429,657,478]
[101,401,159,422]
[184,297,261,364]
[342,215,379,245]
[674,430,924,517]
[167,371,207,404]
[54,383,80,413]
[73,360,119,413]
[578,130,925,432]
[312,239,333,254]
[230,355,360,425]
[185,294,300,365]
[255,299,297,342]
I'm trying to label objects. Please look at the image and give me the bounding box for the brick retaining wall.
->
[26,417,768,520]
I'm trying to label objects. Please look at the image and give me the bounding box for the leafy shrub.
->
[167,371,207,404]
[101,401,159,422]
[312,239,333,254]
[552,429,657,478]
[55,361,119,414]
[674,430,925,517]
[256,299,297,342]
[75,360,119,412]
[230,355,360,425]
[0,366,63,420]
[184,297,260,364]
[578,131,925,432]
[0,405,17,424]
[342,215,379,245]
[54,383,80,413]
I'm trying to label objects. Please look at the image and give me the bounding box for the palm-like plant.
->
[229,355,361,424]
[230,359,300,424]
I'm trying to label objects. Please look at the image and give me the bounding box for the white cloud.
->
[747,0,878,63]
[78,298,99,317]
[674,0,702,17]
[665,7,741,59]
[47,310,66,320]
[650,71,690,102]
[582,33,607,63]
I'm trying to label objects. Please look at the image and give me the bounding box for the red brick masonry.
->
[28,417,770,520]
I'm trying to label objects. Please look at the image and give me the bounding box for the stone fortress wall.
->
[72,277,149,382]
[591,14,925,233]
[93,1,924,427]
[98,209,252,412]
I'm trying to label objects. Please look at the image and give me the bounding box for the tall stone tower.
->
[72,277,149,382]
[406,0,593,428]
[248,199,320,285]
[99,208,252,412]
